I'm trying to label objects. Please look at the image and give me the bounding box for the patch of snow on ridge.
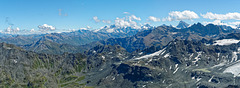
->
[106,28,114,33]
[231,52,238,62]
[164,53,170,58]
[134,48,166,60]
[213,39,240,46]
[224,62,240,77]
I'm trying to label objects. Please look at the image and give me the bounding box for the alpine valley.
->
[1,21,240,88]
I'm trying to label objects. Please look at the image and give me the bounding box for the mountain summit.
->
[176,21,190,29]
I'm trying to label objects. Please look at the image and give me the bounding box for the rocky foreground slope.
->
[0,43,88,88]
[85,37,240,88]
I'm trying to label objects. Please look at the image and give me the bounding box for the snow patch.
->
[13,60,17,63]
[134,48,166,60]
[173,67,179,74]
[175,64,178,68]
[213,39,240,46]
[208,75,214,82]
[192,52,202,63]
[102,56,105,60]
[164,53,170,58]
[212,62,226,68]
[224,62,240,77]
[231,52,238,62]
[171,32,178,35]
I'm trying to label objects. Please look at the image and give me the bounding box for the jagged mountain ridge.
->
[93,23,240,52]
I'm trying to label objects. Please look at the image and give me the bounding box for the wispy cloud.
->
[59,9,68,16]
[163,10,199,21]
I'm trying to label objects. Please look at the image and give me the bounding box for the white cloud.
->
[201,12,240,20]
[148,16,161,22]
[38,24,56,31]
[93,16,100,22]
[113,15,141,29]
[115,17,131,27]
[163,10,199,21]
[4,26,21,34]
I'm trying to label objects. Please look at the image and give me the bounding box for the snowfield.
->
[213,39,240,46]
[134,48,166,60]
[224,62,240,77]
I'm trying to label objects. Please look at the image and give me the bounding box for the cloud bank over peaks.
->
[80,26,91,30]
[203,20,239,29]
[114,15,141,29]
[38,24,56,32]
[201,12,240,20]
[2,26,21,34]
[163,10,199,21]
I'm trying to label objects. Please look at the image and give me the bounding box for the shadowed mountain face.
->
[177,21,190,29]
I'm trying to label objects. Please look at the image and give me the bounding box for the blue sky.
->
[1,0,240,34]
